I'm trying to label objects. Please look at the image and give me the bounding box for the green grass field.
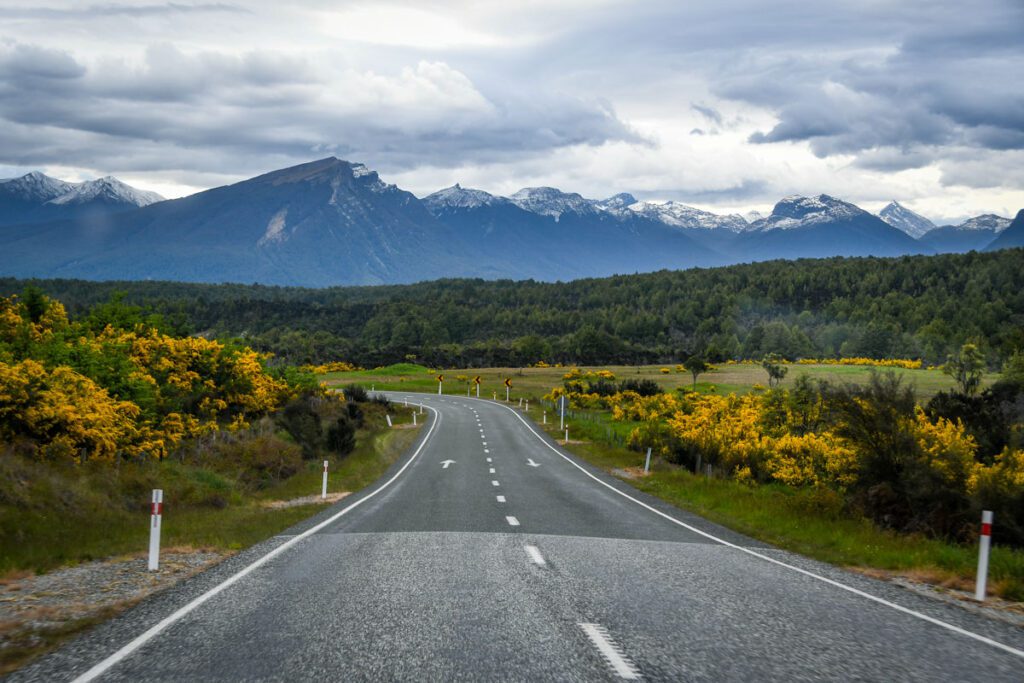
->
[321,361,992,401]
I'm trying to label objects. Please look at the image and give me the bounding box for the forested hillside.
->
[2,249,1021,368]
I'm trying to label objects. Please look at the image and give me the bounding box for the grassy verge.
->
[0,411,421,574]
[528,406,1024,602]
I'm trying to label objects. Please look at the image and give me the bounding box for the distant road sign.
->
[474,376,482,384]
[504,378,512,388]
[437,374,444,382]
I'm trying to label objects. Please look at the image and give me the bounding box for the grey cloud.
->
[0,41,640,178]
[0,3,247,20]
[731,0,1024,167]
[691,104,722,125]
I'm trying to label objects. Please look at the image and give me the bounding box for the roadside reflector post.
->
[493,391,497,401]
[519,397,523,407]
[975,510,994,601]
[525,400,529,412]
[413,412,417,426]
[404,399,408,406]
[148,489,163,571]
[543,411,547,424]
[644,447,652,474]
[419,404,424,415]
[564,426,569,443]
[321,460,329,499]
[386,414,393,427]
[438,381,442,395]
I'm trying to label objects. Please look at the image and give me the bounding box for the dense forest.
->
[1,249,1021,368]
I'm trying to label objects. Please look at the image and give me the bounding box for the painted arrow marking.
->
[527,458,541,467]
[440,460,456,469]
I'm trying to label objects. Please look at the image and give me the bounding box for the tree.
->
[761,353,789,388]
[1002,350,1024,383]
[684,355,710,387]
[943,343,985,396]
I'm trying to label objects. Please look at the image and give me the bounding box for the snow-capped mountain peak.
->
[422,184,507,211]
[591,193,638,212]
[878,201,935,238]
[509,187,594,220]
[743,210,766,224]
[753,194,866,231]
[628,200,749,232]
[0,171,75,202]
[47,176,164,207]
[955,214,1012,232]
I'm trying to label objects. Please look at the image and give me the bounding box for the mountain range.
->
[0,158,1018,286]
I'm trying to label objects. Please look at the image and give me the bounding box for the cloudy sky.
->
[0,0,1021,223]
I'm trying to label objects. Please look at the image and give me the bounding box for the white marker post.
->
[493,391,497,401]
[321,460,329,499]
[506,386,510,402]
[476,383,480,398]
[543,411,547,425]
[525,400,529,412]
[148,489,163,571]
[519,397,523,407]
[386,414,393,427]
[644,447,652,474]
[438,380,443,395]
[564,426,569,443]
[413,412,417,426]
[975,510,994,601]
[419,403,424,415]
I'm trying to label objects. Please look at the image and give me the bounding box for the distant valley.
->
[0,157,1020,287]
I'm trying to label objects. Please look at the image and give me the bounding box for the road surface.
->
[11,393,1024,681]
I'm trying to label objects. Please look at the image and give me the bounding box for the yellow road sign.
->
[504,378,512,388]
[437,374,444,382]
[473,376,482,384]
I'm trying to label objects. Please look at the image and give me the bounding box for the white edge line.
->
[525,544,546,566]
[461,394,1024,661]
[71,406,442,683]
[579,622,641,679]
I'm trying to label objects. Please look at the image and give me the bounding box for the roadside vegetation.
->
[0,290,420,573]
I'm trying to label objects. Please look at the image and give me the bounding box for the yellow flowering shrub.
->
[0,293,302,463]
[300,361,360,374]
[910,408,978,490]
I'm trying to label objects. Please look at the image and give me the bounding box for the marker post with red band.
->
[322,460,329,499]
[148,489,163,571]
[975,510,993,601]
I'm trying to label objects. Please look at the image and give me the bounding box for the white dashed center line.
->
[505,516,520,527]
[524,545,546,566]
[489,467,496,473]
[496,495,506,502]
[486,457,492,462]
[491,480,500,486]
[579,623,641,680]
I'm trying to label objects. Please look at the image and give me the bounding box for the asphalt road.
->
[11,393,1024,682]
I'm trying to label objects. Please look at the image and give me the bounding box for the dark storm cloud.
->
[729,1,1024,172]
